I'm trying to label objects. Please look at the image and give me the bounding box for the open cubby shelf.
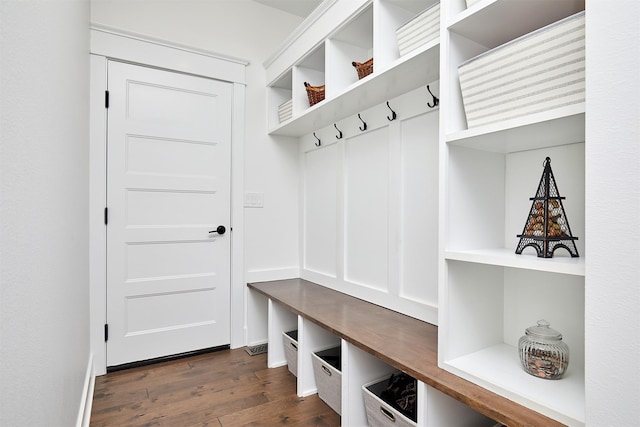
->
[263,0,587,425]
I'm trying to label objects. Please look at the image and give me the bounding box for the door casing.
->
[89,25,248,375]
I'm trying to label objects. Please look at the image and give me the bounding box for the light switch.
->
[244,192,264,208]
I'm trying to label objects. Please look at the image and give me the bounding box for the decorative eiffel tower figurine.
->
[516,157,579,258]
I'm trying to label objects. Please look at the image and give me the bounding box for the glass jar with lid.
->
[518,319,569,380]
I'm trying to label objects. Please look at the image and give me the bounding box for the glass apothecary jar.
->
[518,320,569,380]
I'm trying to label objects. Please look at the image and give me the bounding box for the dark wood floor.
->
[90,348,341,427]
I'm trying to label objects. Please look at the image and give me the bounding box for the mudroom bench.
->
[248,278,563,427]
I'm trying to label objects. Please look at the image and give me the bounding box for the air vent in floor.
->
[245,343,268,356]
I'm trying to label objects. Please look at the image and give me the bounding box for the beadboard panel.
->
[300,85,439,323]
[344,126,390,291]
[399,110,439,306]
[303,143,340,277]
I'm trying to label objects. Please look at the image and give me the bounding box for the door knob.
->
[209,225,226,235]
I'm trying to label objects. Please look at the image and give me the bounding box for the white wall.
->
[90,0,303,279]
[585,0,640,425]
[0,1,91,426]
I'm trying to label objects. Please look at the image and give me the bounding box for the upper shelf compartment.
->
[325,6,373,98]
[443,0,585,140]
[266,0,440,137]
[448,0,584,49]
[374,0,440,68]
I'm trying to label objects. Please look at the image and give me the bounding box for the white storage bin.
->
[282,330,298,377]
[458,11,585,128]
[396,3,440,57]
[362,374,417,427]
[311,346,341,415]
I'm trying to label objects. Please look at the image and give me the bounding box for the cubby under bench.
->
[248,278,563,427]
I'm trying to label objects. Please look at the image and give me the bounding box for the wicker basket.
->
[352,57,374,79]
[304,82,325,107]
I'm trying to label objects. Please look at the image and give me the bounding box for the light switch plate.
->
[244,192,264,208]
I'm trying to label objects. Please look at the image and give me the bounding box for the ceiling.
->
[252,0,323,18]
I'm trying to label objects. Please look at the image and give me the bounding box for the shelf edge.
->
[269,41,440,137]
[444,249,586,276]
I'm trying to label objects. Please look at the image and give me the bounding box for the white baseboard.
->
[245,267,300,284]
[76,353,95,427]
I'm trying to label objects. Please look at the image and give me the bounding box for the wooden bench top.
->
[248,278,565,427]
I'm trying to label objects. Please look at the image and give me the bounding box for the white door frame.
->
[89,25,248,375]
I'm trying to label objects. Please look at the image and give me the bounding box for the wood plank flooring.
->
[90,348,341,427]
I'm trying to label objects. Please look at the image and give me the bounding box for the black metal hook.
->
[358,113,367,131]
[334,123,343,139]
[313,132,321,147]
[386,101,397,121]
[427,85,439,108]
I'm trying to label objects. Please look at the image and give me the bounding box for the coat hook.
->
[313,132,321,147]
[386,101,397,121]
[334,123,343,139]
[427,85,439,108]
[358,113,367,131]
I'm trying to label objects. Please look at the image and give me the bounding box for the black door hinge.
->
[104,207,108,225]
[105,90,109,108]
[104,324,109,342]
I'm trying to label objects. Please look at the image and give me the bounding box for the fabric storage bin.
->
[363,373,417,427]
[311,346,341,415]
[282,330,298,377]
[458,11,585,128]
[396,2,440,57]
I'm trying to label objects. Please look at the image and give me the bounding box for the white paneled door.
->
[106,61,232,367]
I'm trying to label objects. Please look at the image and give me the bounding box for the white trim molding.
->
[90,24,248,84]
[76,354,95,427]
[230,82,247,349]
[245,267,301,284]
[89,27,247,373]
[262,0,338,69]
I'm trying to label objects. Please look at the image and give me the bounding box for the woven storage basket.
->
[304,82,325,107]
[352,57,373,79]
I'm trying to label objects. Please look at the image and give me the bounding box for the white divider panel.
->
[423,383,496,427]
[341,342,397,427]
[297,318,341,397]
[267,300,298,369]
